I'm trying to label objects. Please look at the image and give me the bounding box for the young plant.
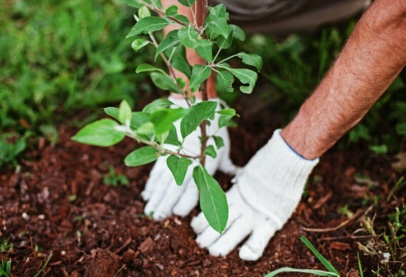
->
[103,166,130,187]
[72,0,262,233]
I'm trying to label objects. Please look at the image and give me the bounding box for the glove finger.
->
[172,179,199,217]
[152,174,191,220]
[142,158,167,201]
[195,224,221,248]
[239,220,276,261]
[144,169,173,218]
[195,204,241,248]
[191,212,209,234]
[218,155,241,175]
[207,216,253,257]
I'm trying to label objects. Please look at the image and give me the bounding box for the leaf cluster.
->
[72,0,262,233]
[126,0,262,96]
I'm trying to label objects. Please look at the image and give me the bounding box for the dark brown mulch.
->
[0,96,405,276]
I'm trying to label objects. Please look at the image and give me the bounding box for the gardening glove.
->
[191,129,319,261]
[142,96,240,220]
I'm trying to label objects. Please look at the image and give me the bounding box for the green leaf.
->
[180,101,217,138]
[145,0,163,9]
[205,18,228,40]
[217,25,246,49]
[142,98,173,113]
[150,72,181,93]
[136,63,166,74]
[212,136,224,149]
[169,46,191,78]
[236,52,263,71]
[118,100,132,125]
[300,236,340,275]
[126,16,169,38]
[178,0,197,7]
[170,14,189,25]
[165,5,178,15]
[396,122,406,135]
[178,26,200,48]
[105,108,150,133]
[228,24,245,41]
[217,108,236,116]
[125,146,160,167]
[131,38,150,52]
[216,69,234,93]
[265,268,339,277]
[167,155,192,185]
[155,30,180,60]
[165,124,181,146]
[122,0,143,8]
[150,108,186,135]
[218,114,236,128]
[205,5,229,39]
[189,65,211,92]
[193,166,228,233]
[226,67,258,94]
[138,6,151,19]
[72,119,125,147]
[136,122,155,135]
[196,40,213,62]
[131,112,151,129]
[204,145,217,158]
[369,144,388,154]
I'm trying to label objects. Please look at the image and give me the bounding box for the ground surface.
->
[1,96,405,276]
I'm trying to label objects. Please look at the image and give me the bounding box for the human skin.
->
[162,0,217,99]
[281,0,406,159]
[162,0,406,158]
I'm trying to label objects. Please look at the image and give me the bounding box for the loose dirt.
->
[1,96,404,276]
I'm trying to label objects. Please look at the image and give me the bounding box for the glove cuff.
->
[236,129,319,227]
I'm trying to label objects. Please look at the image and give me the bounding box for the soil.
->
[0,95,405,277]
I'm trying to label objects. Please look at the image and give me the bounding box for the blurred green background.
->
[0,0,405,168]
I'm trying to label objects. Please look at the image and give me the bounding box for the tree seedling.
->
[72,0,262,232]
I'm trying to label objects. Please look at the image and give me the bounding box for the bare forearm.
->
[282,0,406,160]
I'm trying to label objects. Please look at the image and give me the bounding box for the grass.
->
[0,0,157,168]
[1,2,404,168]
[265,236,340,277]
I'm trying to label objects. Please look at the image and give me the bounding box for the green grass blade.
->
[357,252,364,277]
[0,265,10,277]
[264,267,339,277]
[300,236,340,275]
[5,260,11,274]
[33,254,52,277]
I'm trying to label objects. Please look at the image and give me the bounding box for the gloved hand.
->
[142,96,239,220]
[191,129,319,261]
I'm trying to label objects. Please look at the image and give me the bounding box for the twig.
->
[302,206,373,233]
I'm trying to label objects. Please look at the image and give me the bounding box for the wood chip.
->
[330,241,351,251]
[139,237,154,254]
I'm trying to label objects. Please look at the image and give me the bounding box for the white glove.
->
[142,96,239,220]
[191,129,319,261]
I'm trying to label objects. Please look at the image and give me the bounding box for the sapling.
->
[72,0,262,233]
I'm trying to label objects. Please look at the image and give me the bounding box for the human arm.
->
[282,0,406,159]
[192,0,406,260]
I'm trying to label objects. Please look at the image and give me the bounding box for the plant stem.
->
[198,0,209,167]
[125,131,199,160]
